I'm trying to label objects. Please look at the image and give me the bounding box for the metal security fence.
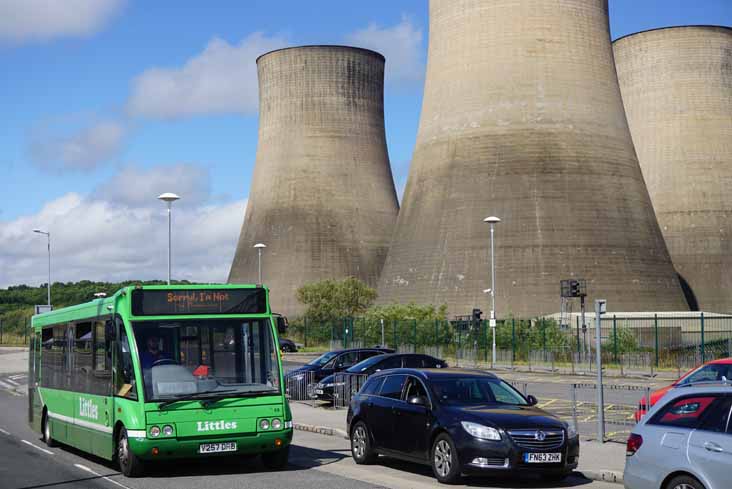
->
[289,314,732,376]
[331,373,369,409]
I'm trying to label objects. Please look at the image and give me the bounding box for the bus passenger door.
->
[28,331,43,431]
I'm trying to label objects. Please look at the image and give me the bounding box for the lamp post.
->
[157,193,181,285]
[483,216,501,367]
[254,243,267,283]
[33,229,51,306]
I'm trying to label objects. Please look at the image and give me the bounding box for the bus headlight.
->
[149,426,161,437]
[260,419,270,430]
[163,425,174,437]
[271,418,282,430]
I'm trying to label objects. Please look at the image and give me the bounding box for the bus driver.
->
[140,335,170,369]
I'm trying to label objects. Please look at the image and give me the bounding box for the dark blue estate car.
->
[346,369,579,484]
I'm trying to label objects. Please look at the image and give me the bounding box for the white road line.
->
[5,378,19,386]
[74,464,133,489]
[20,439,54,455]
[9,374,26,379]
[0,428,10,435]
[0,380,12,389]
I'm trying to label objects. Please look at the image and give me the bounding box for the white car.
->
[624,382,732,489]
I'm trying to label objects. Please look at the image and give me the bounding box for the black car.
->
[312,353,447,403]
[278,337,298,353]
[284,347,393,400]
[346,368,579,484]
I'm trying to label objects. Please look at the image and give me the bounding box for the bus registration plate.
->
[524,453,561,463]
[199,442,237,454]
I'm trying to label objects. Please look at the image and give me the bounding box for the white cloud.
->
[127,33,288,119]
[346,15,425,85]
[93,163,211,207]
[30,119,127,171]
[0,165,246,288]
[0,0,124,43]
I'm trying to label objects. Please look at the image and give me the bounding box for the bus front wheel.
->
[42,412,57,448]
[261,446,289,470]
[117,428,145,477]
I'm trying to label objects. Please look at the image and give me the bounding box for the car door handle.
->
[704,442,723,453]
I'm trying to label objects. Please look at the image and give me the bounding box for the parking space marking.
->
[74,464,132,489]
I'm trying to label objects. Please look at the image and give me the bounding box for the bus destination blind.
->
[131,289,267,316]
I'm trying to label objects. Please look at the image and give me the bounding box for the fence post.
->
[303,317,308,348]
[393,319,397,351]
[701,312,705,363]
[613,315,618,364]
[542,318,547,362]
[413,319,417,353]
[484,320,489,364]
[0,318,3,345]
[575,315,581,354]
[571,384,579,437]
[654,314,659,369]
[511,318,516,366]
[434,320,439,355]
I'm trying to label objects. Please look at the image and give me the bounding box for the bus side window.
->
[91,320,112,396]
[114,320,137,400]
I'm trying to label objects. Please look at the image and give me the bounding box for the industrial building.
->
[614,26,732,313]
[229,46,399,316]
[377,0,688,317]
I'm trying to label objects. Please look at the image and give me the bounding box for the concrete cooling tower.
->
[614,26,732,313]
[229,46,399,316]
[377,0,688,317]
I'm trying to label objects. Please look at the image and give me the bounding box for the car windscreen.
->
[307,351,339,366]
[676,363,732,385]
[431,377,528,406]
[346,353,385,373]
[132,318,280,402]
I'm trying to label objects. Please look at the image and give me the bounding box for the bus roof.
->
[31,283,267,328]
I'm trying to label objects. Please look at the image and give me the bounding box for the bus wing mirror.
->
[276,317,288,334]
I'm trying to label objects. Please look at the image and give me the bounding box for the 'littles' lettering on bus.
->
[79,398,99,420]
[196,420,237,432]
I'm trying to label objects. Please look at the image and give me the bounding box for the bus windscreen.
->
[131,289,267,316]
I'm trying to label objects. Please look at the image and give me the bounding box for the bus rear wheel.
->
[117,428,145,477]
[261,446,289,470]
[42,413,57,448]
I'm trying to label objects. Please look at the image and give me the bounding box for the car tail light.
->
[626,433,643,456]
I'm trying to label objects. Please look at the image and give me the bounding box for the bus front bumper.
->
[129,428,293,460]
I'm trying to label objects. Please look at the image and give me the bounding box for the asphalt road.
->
[0,373,618,489]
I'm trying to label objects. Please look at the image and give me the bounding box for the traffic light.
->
[472,308,482,329]
[570,280,580,297]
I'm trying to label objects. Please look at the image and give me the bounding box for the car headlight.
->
[260,419,270,430]
[272,418,282,430]
[461,421,501,441]
[566,423,577,438]
[162,425,174,436]
[149,425,161,437]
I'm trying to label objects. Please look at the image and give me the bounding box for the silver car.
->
[624,382,732,489]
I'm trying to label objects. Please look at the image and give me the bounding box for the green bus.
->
[28,284,292,477]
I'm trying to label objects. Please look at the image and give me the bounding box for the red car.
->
[634,357,732,421]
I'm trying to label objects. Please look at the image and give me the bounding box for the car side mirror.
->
[408,395,427,406]
[526,395,538,406]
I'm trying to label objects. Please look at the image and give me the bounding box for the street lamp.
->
[483,216,501,367]
[254,243,267,284]
[33,229,51,306]
[157,193,181,285]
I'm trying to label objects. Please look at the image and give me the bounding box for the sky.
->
[1,0,730,288]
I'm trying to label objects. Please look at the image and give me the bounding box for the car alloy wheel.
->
[434,439,452,477]
[352,425,367,459]
[666,475,705,489]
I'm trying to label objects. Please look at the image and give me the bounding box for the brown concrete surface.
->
[377,0,687,317]
[229,46,399,316]
[614,26,732,313]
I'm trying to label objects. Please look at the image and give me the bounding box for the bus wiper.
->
[199,389,281,408]
[158,389,238,409]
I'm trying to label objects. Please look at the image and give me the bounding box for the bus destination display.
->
[131,289,267,316]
